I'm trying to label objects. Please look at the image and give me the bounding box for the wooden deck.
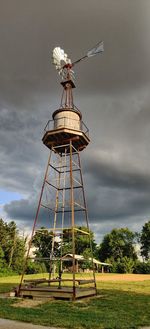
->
[18,285,96,300]
[42,127,90,152]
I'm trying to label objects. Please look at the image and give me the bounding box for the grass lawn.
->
[0,273,150,329]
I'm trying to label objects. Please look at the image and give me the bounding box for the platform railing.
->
[43,116,89,138]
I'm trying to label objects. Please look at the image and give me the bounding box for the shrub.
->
[25,261,47,274]
[134,260,150,274]
[116,257,135,273]
[0,266,17,277]
[105,257,135,273]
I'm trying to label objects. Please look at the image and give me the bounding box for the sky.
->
[0,0,150,242]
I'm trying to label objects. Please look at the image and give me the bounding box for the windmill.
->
[17,41,104,300]
[52,41,104,79]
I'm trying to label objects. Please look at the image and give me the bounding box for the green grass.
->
[0,274,150,328]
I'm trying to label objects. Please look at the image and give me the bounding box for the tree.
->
[140,221,150,260]
[134,260,150,274]
[62,226,97,257]
[32,226,97,272]
[1,221,18,266]
[0,218,8,249]
[11,237,26,273]
[0,245,5,269]
[32,228,60,270]
[7,221,17,267]
[116,256,135,273]
[98,228,137,262]
[0,218,26,274]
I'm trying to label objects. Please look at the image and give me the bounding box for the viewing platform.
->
[42,107,90,153]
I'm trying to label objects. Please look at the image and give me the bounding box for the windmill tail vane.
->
[52,41,104,81]
[86,40,104,57]
[72,41,104,66]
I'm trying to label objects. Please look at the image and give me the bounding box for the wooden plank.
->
[24,278,46,282]
[23,278,85,285]
[78,280,95,285]
[76,288,96,298]
[74,227,90,235]
[20,286,73,293]
[20,290,72,299]
[19,286,96,300]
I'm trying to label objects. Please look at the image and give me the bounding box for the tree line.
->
[97,225,150,273]
[0,218,149,275]
[0,219,26,276]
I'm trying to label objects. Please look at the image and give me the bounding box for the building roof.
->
[62,254,111,266]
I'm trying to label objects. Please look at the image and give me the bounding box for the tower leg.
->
[17,152,52,295]
[69,141,76,300]
[77,151,97,294]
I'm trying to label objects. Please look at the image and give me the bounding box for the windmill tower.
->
[17,42,104,300]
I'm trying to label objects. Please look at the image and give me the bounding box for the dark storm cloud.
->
[5,184,150,223]
[84,151,150,192]
[4,198,36,220]
[0,107,47,193]
[0,0,150,96]
[1,0,150,238]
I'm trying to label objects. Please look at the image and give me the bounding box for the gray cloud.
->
[83,148,150,191]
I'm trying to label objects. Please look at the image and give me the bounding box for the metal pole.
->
[77,151,97,293]
[49,152,62,282]
[69,141,76,300]
[60,148,67,273]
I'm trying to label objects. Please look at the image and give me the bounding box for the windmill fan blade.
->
[52,47,72,74]
[87,41,104,57]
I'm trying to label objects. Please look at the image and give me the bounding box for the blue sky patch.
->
[0,190,23,204]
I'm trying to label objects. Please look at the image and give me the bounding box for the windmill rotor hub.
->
[63,63,73,70]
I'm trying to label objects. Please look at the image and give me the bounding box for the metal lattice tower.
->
[17,43,104,300]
